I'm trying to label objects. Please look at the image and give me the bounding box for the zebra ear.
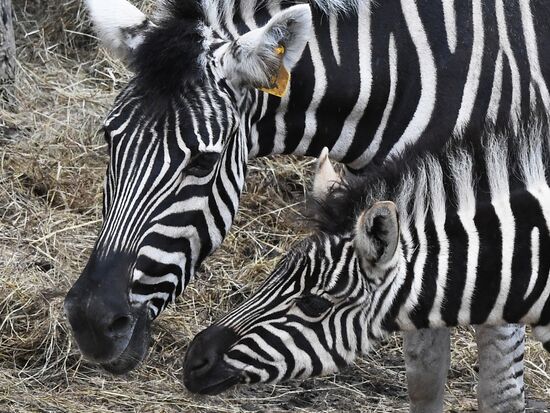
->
[223,4,312,95]
[313,147,341,199]
[354,201,400,274]
[84,0,152,64]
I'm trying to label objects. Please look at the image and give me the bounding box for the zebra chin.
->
[67,304,152,375]
[98,309,151,374]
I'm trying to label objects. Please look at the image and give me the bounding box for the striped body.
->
[98,0,550,314]
[66,1,550,408]
[184,116,550,394]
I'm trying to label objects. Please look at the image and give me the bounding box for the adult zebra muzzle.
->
[64,253,151,374]
[183,326,241,395]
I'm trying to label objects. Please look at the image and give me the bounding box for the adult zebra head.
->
[182,152,398,393]
[63,0,312,373]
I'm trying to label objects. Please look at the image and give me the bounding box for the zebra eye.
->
[186,152,220,178]
[295,295,332,318]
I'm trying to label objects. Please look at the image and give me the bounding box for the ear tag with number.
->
[259,45,291,98]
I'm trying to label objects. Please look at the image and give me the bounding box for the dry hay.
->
[0,1,549,412]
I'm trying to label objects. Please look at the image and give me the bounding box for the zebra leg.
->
[403,328,450,413]
[475,324,525,413]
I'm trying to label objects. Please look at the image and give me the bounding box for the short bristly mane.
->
[311,115,550,236]
[130,0,205,99]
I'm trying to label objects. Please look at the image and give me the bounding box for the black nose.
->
[104,314,133,338]
[64,279,135,361]
[184,325,239,394]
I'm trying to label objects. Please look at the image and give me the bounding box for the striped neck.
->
[354,127,550,338]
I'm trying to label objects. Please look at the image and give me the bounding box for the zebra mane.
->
[129,0,205,105]
[310,113,550,236]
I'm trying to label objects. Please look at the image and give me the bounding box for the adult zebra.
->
[184,117,550,413]
[63,0,550,411]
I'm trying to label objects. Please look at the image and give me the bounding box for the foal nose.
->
[183,326,238,390]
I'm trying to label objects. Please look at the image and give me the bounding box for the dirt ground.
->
[0,1,549,412]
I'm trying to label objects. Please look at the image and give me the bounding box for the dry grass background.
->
[0,1,549,412]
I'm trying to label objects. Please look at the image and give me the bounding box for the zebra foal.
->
[184,118,550,412]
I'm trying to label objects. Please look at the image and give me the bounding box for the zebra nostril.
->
[106,315,133,337]
[189,353,217,376]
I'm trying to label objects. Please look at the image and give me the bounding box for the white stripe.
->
[454,0,484,133]
[293,25,327,155]
[427,159,449,326]
[389,0,437,157]
[487,49,504,122]
[495,0,522,128]
[331,2,372,160]
[519,1,550,113]
[240,0,258,30]
[203,0,222,33]
[529,82,537,109]
[249,92,269,158]
[452,151,479,325]
[523,227,540,300]
[272,92,290,154]
[329,13,341,66]
[350,33,397,169]
[525,270,550,325]
[486,140,514,324]
[397,168,428,328]
[138,246,185,265]
[133,270,179,286]
[521,184,550,323]
[442,0,457,53]
[221,0,240,38]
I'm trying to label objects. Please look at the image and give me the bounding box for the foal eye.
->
[295,295,332,318]
[186,152,220,178]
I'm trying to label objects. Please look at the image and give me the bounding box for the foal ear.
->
[354,201,400,274]
[223,4,312,96]
[85,0,152,63]
[313,147,341,199]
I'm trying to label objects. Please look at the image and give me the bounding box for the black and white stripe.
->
[75,0,550,407]
[185,117,550,413]
[90,0,550,323]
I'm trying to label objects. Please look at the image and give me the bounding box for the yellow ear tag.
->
[259,45,290,98]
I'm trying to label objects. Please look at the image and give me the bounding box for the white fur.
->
[294,18,327,155]
[487,49,504,122]
[524,227,540,300]
[442,0,457,53]
[85,0,149,61]
[486,136,515,324]
[453,0,484,134]
[451,149,479,325]
[520,1,550,113]
[427,157,449,327]
[495,0,522,128]
[398,166,429,328]
[351,33,398,169]
[329,13,341,66]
